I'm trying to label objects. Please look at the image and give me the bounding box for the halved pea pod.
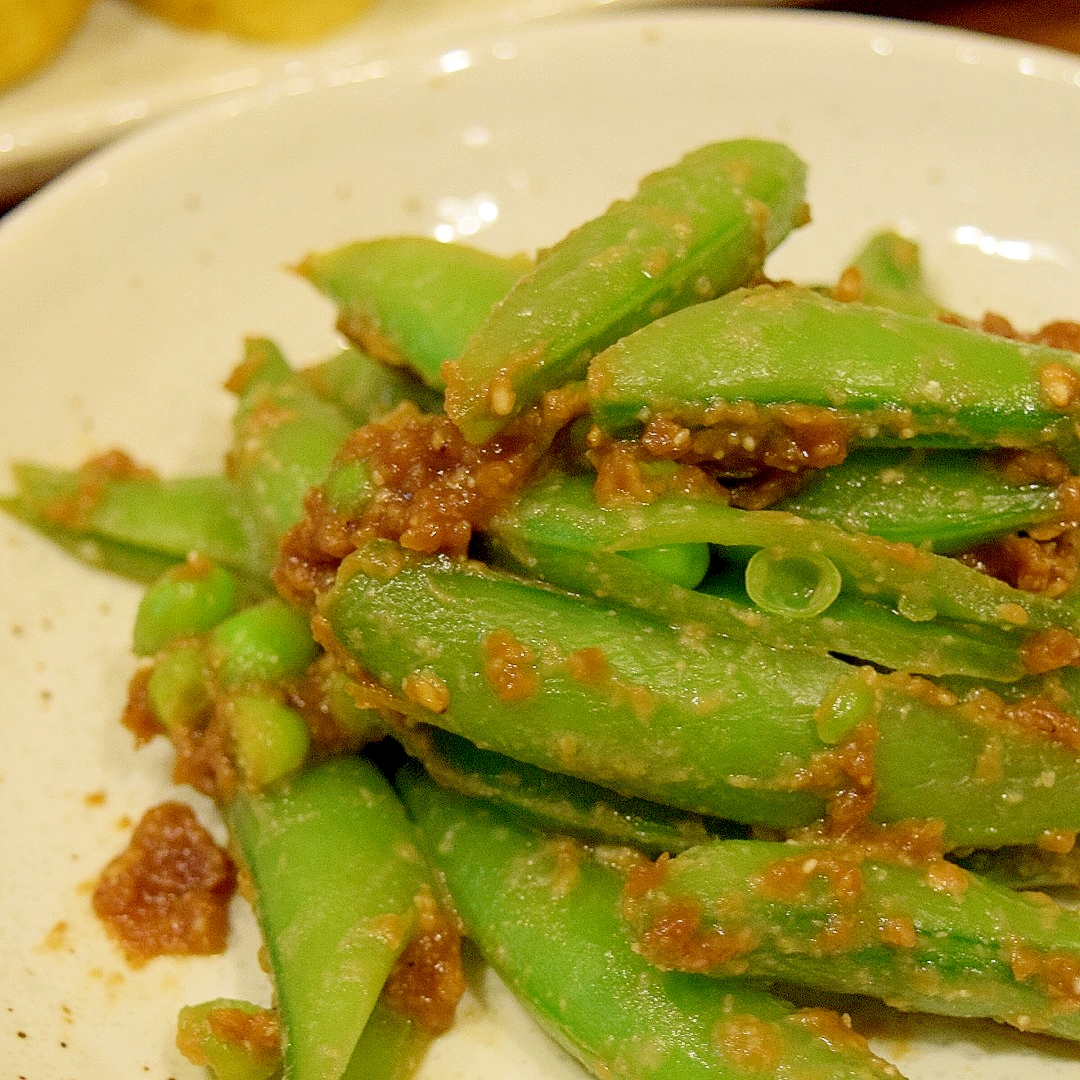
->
[321,545,1080,848]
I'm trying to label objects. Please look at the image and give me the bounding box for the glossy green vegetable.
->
[298,237,530,390]
[444,139,809,442]
[133,557,243,656]
[486,535,1029,682]
[227,694,311,788]
[395,722,743,856]
[623,836,1080,1041]
[228,338,356,574]
[587,284,1080,456]
[777,449,1064,552]
[3,463,257,577]
[493,470,1074,634]
[227,757,434,1080]
[323,545,1080,847]
[843,229,941,317]
[208,598,319,690]
[176,999,281,1080]
[303,345,442,422]
[399,768,902,1080]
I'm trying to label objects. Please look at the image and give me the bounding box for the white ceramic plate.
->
[0,0,791,205]
[3,8,1080,1079]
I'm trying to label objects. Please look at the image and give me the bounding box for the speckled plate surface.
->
[2,8,1080,1079]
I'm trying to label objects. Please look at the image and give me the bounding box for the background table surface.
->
[808,0,1080,54]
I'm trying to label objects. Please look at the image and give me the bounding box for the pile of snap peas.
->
[11,137,1080,1080]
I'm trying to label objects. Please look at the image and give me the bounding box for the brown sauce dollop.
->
[92,801,236,966]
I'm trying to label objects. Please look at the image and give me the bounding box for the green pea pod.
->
[228,338,356,574]
[226,756,435,1080]
[844,230,942,318]
[341,997,429,1080]
[395,721,743,856]
[587,284,1080,455]
[323,545,837,828]
[297,237,530,390]
[322,546,1080,848]
[444,139,808,442]
[0,502,179,583]
[777,449,1064,552]
[398,768,903,1080]
[622,836,1080,1042]
[494,471,1074,634]
[302,345,442,423]
[4,463,257,577]
[485,534,1025,681]
[176,999,281,1080]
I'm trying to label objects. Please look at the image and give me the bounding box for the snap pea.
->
[587,283,1080,456]
[302,345,442,423]
[341,997,429,1080]
[0,507,179,583]
[4,462,257,577]
[227,338,356,575]
[486,531,1029,681]
[621,836,1080,1041]
[322,545,1080,847]
[444,139,808,443]
[841,230,941,318]
[175,998,280,1080]
[777,449,1065,552]
[297,236,530,390]
[493,470,1075,634]
[398,768,903,1080]
[395,721,743,856]
[226,756,438,1080]
[323,544,837,828]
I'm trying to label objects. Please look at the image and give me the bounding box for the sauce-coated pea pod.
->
[622,836,1080,1041]
[227,756,441,1080]
[492,470,1075,638]
[398,768,903,1080]
[321,546,1080,847]
[228,338,356,575]
[484,535,1029,681]
[302,345,443,423]
[444,139,808,443]
[298,237,531,390]
[4,462,258,578]
[777,448,1065,552]
[842,230,941,318]
[587,284,1080,456]
[395,721,743,856]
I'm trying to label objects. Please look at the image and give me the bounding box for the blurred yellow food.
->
[0,0,94,90]
[131,0,378,42]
